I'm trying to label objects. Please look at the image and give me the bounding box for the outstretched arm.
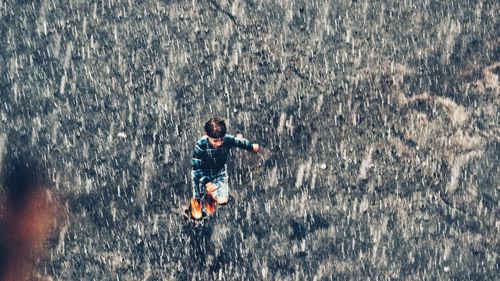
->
[229,134,259,153]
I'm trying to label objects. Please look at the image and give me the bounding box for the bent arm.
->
[191,144,210,188]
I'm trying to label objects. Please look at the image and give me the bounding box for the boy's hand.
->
[206,182,218,196]
[252,143,260,153]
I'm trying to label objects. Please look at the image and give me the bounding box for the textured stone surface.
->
[0,0,498,280]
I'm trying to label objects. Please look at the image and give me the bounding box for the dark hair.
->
[204,118,227,139]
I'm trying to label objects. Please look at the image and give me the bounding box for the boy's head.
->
[205,118,227,138]
[204,118,226,148]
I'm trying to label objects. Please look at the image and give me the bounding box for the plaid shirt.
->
[191,134,253,189]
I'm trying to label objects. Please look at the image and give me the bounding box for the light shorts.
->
[211,172,229,202]
[192,166,229,201]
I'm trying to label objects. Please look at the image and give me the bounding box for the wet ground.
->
[0,0,498,280]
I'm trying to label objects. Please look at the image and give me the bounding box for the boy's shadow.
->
[181,215,215,270]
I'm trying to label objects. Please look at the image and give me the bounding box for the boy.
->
[190,117,260,220]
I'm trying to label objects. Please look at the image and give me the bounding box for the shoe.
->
[191,199,202,220]
[205,196,216,216]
